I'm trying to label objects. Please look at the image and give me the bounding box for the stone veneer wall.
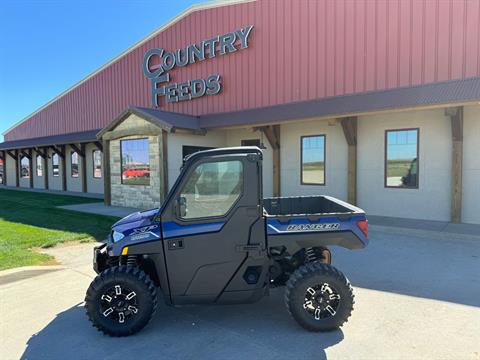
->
[110,135,162,209]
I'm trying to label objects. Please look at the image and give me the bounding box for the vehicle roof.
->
[183,146,262,163]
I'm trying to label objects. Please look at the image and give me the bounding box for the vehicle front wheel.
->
[285,262,354,332]
[85,266,157,337]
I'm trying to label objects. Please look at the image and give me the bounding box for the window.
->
[20,156,30,178]
[241,139,260,147]
[93,150,102,178]
[0,159,3,184]
[52,153,59,177]
[182,145,214,159]
[385,129,419,188]
[179,160,243,219]
[36,155,43,177]
[121,138,150,185]
[71,152,79,177]
[301,135,325,185]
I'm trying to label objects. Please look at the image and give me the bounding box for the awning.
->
[200,76,480,128]
[0,129,101,150]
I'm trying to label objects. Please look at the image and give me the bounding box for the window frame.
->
[300,134,326,186]
[175,158,245,222]
[71,151,79,178]
[36,155,43,177]
[384,128,420,189]
[52,153,60,177]
[120,138,150,186]
[92,150,102,179]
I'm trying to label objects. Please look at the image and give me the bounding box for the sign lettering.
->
[143,25,254,107]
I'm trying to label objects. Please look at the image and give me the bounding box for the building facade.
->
[1,0,480,224]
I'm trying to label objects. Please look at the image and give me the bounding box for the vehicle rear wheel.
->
[85,266,157,337]
[285,262,354,332]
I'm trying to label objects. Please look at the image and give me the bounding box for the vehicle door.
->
[161,154,262,304]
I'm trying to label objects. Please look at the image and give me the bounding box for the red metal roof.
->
[4,0,480,141]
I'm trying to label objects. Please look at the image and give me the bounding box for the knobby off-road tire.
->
[85,266,157,337]
[285,262,354,332]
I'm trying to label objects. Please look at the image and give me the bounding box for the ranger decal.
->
[286,223,340,231]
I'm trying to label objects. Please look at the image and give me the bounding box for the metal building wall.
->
[5,0,480,141]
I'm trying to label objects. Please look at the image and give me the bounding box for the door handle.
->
[168,239,184,250]
[235,244,265,258]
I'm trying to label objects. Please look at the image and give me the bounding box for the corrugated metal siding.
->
[5,0,480,141]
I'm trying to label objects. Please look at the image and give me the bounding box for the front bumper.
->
[93,243,108,274]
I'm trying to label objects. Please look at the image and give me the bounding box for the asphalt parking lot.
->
[1,226,479,360]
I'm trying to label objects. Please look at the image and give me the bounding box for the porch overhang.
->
[0,129,100,150]
[96,106,204,140]
[200,76,480,129]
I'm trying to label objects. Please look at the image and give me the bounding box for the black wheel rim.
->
[303,283,341,320]
[100,284,139,324]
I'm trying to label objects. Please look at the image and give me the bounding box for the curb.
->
[370,224,480,242]
[0,265,65,277]
[0,265,65,286]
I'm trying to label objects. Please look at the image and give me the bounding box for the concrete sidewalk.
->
[369,215,480,237]
[57,202,140,218]
[1,186,103,199]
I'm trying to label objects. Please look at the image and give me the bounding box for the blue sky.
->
[302,136,325,163]
[387,129,418,160]
[0,0,203,141]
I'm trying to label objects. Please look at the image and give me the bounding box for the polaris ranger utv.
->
[86,147,368,336]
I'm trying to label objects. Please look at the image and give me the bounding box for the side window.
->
[301,135,326,185]
[52,153,59,177]
[93,150,102,178]
[20,156,30,178]
[179,160,243,220]
[36,155,43,177]
[71,152,79,178]
[385,129,419,188]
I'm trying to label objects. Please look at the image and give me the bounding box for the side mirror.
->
[177,196,187,218]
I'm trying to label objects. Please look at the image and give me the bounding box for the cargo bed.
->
[263,195,368,251]
[263,195,364,217]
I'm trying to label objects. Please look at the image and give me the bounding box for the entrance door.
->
[160,154,262,304]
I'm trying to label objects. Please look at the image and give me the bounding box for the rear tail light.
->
[356,219,368,238]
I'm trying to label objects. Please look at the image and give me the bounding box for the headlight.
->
[112,230,125,242]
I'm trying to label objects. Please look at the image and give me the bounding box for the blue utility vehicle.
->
[86,147,368,336]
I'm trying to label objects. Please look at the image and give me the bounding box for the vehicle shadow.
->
[21,291,343,360]
[332,227,480,307]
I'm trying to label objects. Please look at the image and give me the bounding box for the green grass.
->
[0,189,119,271]
[303,161,325,171]
[386,159,411,177]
